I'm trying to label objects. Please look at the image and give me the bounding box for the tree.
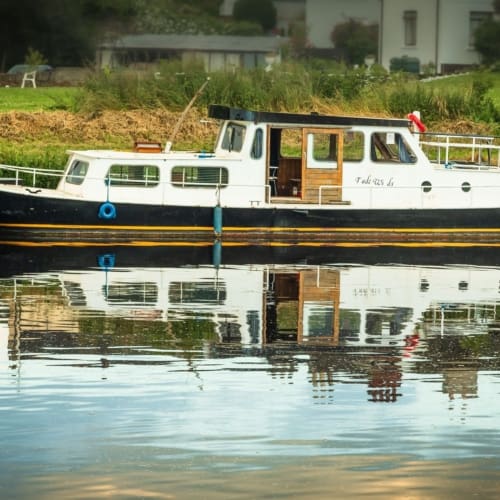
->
[474,18,500,65]
[233,0,277,33]
[330,19,378,66]
[0,0,138,70]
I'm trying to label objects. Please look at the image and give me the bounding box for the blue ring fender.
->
[98,201,117,219]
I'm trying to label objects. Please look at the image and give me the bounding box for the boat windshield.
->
[221,122,246,152]
[65,160,89,185]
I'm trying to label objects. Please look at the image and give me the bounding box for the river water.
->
[1,245,500,499]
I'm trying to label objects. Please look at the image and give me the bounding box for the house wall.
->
[380,0,438,72]
[438,0,493,70]
[380,0,493,74]
[306,0,380,49]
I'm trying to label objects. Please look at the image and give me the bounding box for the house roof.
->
[101,34,288,53]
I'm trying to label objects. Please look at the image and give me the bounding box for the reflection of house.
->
[96,34,286,72]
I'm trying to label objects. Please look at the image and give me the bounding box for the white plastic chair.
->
[21,71,37,88]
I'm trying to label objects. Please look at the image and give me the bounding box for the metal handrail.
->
[419,133,500,167]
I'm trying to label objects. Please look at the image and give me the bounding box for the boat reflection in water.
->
[3,252,500,387]
[1,246,500,499]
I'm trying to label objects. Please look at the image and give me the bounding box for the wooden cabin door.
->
[302,128,344,203]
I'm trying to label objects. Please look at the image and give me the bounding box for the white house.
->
[304,0,494,73]
[379,0,494,74]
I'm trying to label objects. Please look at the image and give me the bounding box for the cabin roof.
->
[208,105,411,128]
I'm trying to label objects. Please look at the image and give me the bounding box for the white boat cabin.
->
[2,105,500,210]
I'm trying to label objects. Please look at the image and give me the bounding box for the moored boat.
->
[1,104,499,245]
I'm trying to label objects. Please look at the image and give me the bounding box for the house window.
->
[403,10,417,47]
[171,166,229,187]
[469,11,491,47]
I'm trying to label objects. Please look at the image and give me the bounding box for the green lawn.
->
[423,71,500,107]
[0,87,80,111]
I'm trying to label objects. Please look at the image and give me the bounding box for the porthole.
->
[461,182,471,192]
[420,279,429,292]
[458,281,468,291]
[421,181,432,193]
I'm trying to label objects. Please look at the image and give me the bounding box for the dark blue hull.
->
[2,189,500,244]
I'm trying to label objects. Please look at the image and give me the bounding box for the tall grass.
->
[383,77,500,126]
[74,61,499,133]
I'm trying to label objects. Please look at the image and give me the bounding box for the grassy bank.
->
[0,87,80,112]
[0,66,499,170]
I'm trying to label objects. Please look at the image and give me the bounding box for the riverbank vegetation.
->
[0,63,499,170]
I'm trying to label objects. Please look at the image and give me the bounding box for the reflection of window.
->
[371,132,416,163]
[469,11,491,47]
[221,123,246,152]
[104,282,158,305]
[107,164,159,187]
[63,281,87,306]
[403,10,417,46]
[66,160,89,185]
[339,309,360,341]
[171,166,228,187]
[303,302,334,337]
[344,131,364,162]
[169,281,226,304]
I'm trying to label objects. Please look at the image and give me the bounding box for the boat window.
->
[312,133,338,162]
[221,123,246,152]
[107,164,160,187]
[171,166,229,187]
[65,160,89,185]
[370,132,416,164]
[344,131,364,162]
[251,128,263,159]
[307,132,338,168]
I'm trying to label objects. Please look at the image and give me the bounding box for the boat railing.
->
[418,132,500,168]
[0,163,65,187]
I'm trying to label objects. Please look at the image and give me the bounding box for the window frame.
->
[65,160,89,185]
[403,10,417,47]
[370,132,417,164]
[220,122,246,152]
[106,164,160,187]
[171,166,229,188]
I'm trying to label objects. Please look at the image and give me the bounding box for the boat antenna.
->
[164,76,211,153]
